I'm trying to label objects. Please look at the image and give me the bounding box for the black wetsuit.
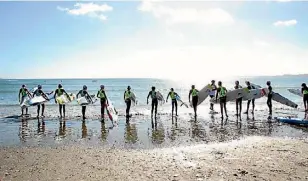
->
[79,90,90,119]
[267,85,273,115]
[209,84,217,110]
[97,90,107,119]
[33,89,46,116]
[55,88,67,117]
[19,88,29,115]
[235,85,242,115]
[189,89,199,116]
[124,90,132,118]
[149,91,158,115]
[216,86,228,118]
[246,85,255,113]
[302,87,308,110]
[167,91,178,115]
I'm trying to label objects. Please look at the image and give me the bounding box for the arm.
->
[104,92,108,105]
[18,89,21,102]
[147,91,151,104]
[188,90,191,102]
[26,89,32,98]
[123,91,126,101]
[215,88,219,101]
[166,92,170,102]
[301,88,304,94]
[86,93,93,103]
[76,91,80,98]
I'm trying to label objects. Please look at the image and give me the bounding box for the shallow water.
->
[1,103,308,149]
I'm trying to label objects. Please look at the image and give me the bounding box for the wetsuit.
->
[235,85,242,115]
[97,89,107,119]
[33,89,46,117]
[246,85,255,113]
[302,87,308,111]
[19,88,29,115]
[217,86,228,117]
[167,91,178,115]
[190,89,199,115]
[55,88,67,117]
[267,85,273,115]
[149,90,158,115]
[78,90,90,119]
[124,90,132,118]
[209,84,217,110]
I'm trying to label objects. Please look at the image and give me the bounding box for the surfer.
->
[209,80,217,111]
[302,83,308,112]
[216,81,228,119]
[54,84,70,118]
[166,88,179,116]
[147,86,158,117]
[33,85,49,118]
[97,85,109,120]
[124,86,132,119]
[234,81,243,116]
[77,85,93,120]
[267,81,273,115]
[18,84,32,116]
[189,85,199,117]
[244,81,255,114]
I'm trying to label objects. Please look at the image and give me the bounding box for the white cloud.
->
[273,19,297,27]
[16,1,308,87]
[57,3,113,21]
[276,0,293,2]
[138,1,234,25]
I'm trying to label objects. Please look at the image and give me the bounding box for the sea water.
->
[0,76,307,148]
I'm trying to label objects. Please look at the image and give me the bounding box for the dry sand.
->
[1,136,308,181]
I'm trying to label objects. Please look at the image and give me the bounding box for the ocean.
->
[0,76,307,148]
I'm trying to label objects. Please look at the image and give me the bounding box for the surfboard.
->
[28,93,55,106]
[20,96,31,108]
[241,88,268,101]
[209,88,247,104]
[56,93,76,105]
[130,92,137,105]
[276,117,308,126]
[77,95,98,106]
[189,84,212,107]
[287,88,302,97]
[156,91,165,103]
[176,95,189,108]
[106,98,118,123]
[251,83,298,108]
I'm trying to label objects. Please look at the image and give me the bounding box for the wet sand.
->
[0,136,307,181]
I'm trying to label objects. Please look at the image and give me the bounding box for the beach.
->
[0,136,308,181]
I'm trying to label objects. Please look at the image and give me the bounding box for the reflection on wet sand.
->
[19,119,29,142]
[190,116,207,141]
[124,122,138,144]
[58,121,66,137]
[169,117,178,141]
[101,121,108,142]
[37,119,46,134]
[150,117,165,144]
[82,121,87,139]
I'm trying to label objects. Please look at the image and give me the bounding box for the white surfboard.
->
[241,88,268,101]
[252,83,298,108]
[106,98,118,123]
[28,93,55,106]
[156,91,165,103]
[20,96,31,108]
[130,92,137,105]
[56,93,76,105]
[176,95,189,108]
[287,88,302,97]
[209,87,247,104]
[77,94,98,106]
[189,84,212,107]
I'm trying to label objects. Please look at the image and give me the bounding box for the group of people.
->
[18,80,308,121]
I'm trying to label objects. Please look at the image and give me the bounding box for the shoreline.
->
[1,136,308,181]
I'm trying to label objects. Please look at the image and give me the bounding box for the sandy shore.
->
[0,136,308,181]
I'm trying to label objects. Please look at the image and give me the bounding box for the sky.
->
[1,0,308,82]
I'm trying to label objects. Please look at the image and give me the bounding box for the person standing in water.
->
[216,81,228,119]
[234,81,243,117]
[18,84,32,116]
[266,81,273,116]
[166,88,179,116]
[33,85,49,118]
[97,85,108,120]
[147,86,158,117]
[124,86,132,119]
[77,85,93,120]
[209,80,217,111]
[302,83,308,112]
[189,85,199,117]
[244,81,255,114]
[54,84,70,118]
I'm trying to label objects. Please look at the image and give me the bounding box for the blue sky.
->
[1,1,308,81]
